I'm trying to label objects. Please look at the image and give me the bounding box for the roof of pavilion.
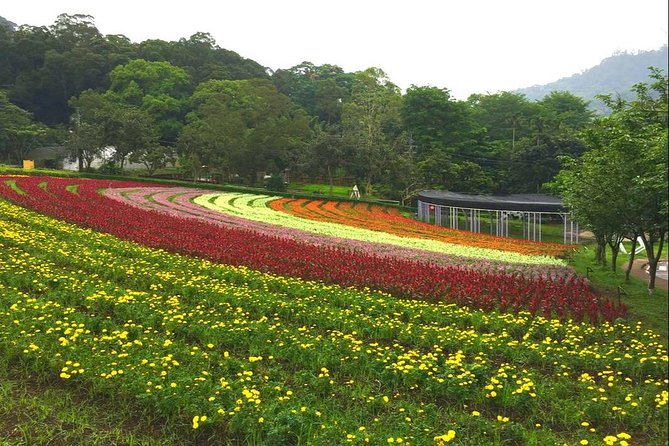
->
[417,190,566,212]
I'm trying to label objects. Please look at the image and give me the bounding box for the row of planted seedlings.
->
[0,199,666,445]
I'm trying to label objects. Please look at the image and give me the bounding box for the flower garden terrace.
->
[0,193,666,445]
[0,175,624,323]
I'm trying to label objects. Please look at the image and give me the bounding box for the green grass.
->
[288,182,356,197]
[569,242,669,341]
[0,361,201,446]
[2,180,26,196]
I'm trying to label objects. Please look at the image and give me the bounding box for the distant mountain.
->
[0,15,16,31]
[515,46,668,114]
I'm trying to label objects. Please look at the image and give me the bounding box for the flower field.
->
[0,176,625,322]
[0,175,666,445]
[192,192,563,266]
[267,197,571,258]
[105,186,571,277]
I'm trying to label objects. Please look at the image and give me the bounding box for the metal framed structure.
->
[417,191,579,244]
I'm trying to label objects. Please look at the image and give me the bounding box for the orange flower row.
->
[268,198,573,258]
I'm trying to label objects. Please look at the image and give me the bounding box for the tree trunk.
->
[364,178,373,198]
[640,231,666,294]
[607,233,625,272]
[595,233,607,266]
[624,236,638,283]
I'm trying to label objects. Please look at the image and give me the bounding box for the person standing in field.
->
[350,184,360,200]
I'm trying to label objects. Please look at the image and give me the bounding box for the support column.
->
[563,213,567,244]
[539,213,542,242]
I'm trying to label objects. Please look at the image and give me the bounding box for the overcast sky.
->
[3,0,668,99]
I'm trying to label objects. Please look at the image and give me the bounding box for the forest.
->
[0,14,614,200]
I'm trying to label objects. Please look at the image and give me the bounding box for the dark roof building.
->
[416,190,578,244]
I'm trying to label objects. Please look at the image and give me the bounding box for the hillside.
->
[0,15,16,31]
[516,46,668,113]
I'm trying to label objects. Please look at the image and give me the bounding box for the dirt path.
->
[620,258,668,291]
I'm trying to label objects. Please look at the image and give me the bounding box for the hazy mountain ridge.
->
[515,46,668,113]
[0,15,17,31]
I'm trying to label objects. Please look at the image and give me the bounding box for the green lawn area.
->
[0,359,194,446]
[569,241,668,341]
[288,182,355,197]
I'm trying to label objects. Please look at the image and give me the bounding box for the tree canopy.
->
[554,69,668,291]
[2,13,665,211]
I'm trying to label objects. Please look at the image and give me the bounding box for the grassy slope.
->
[569,241,669,341]
[0,362,200,446]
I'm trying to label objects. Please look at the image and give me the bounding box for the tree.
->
[402,86,481,158]
[555,69,668,292]
[468,92,540,147]
[69,89,159,170]
[108,59,191,144]
[129,144,174,176]
[308,124,345,194]
[340,68,404,197]
[0,91,48,164]
[178,79,310,184]
[539,91,595,133]
[66,121,103,171]
[272,62,353,125]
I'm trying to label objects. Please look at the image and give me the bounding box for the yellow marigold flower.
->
[433,430,456,444]
[258,417,264,423]
[580,440,589,445]
[471,410,480,416]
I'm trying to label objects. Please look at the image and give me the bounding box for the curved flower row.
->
[195,192,566,266]
[269,197,573,257]
[1,199,665,444]
[104,186,574,278]
[0,176,626,322]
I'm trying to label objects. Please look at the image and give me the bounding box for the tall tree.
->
[178,79,310,184]
[0,90,48,164]
[108,59,191,143]
[340,68,404,196]
[555,69,668,291]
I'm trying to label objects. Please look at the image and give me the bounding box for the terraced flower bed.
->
[268,197,572,258]
[0,176,625,322]
[0,197,666,445]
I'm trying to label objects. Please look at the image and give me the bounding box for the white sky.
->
[3,0,668,99]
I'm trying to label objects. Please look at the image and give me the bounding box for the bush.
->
[265,174,287,192]
[96,161,123,176]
